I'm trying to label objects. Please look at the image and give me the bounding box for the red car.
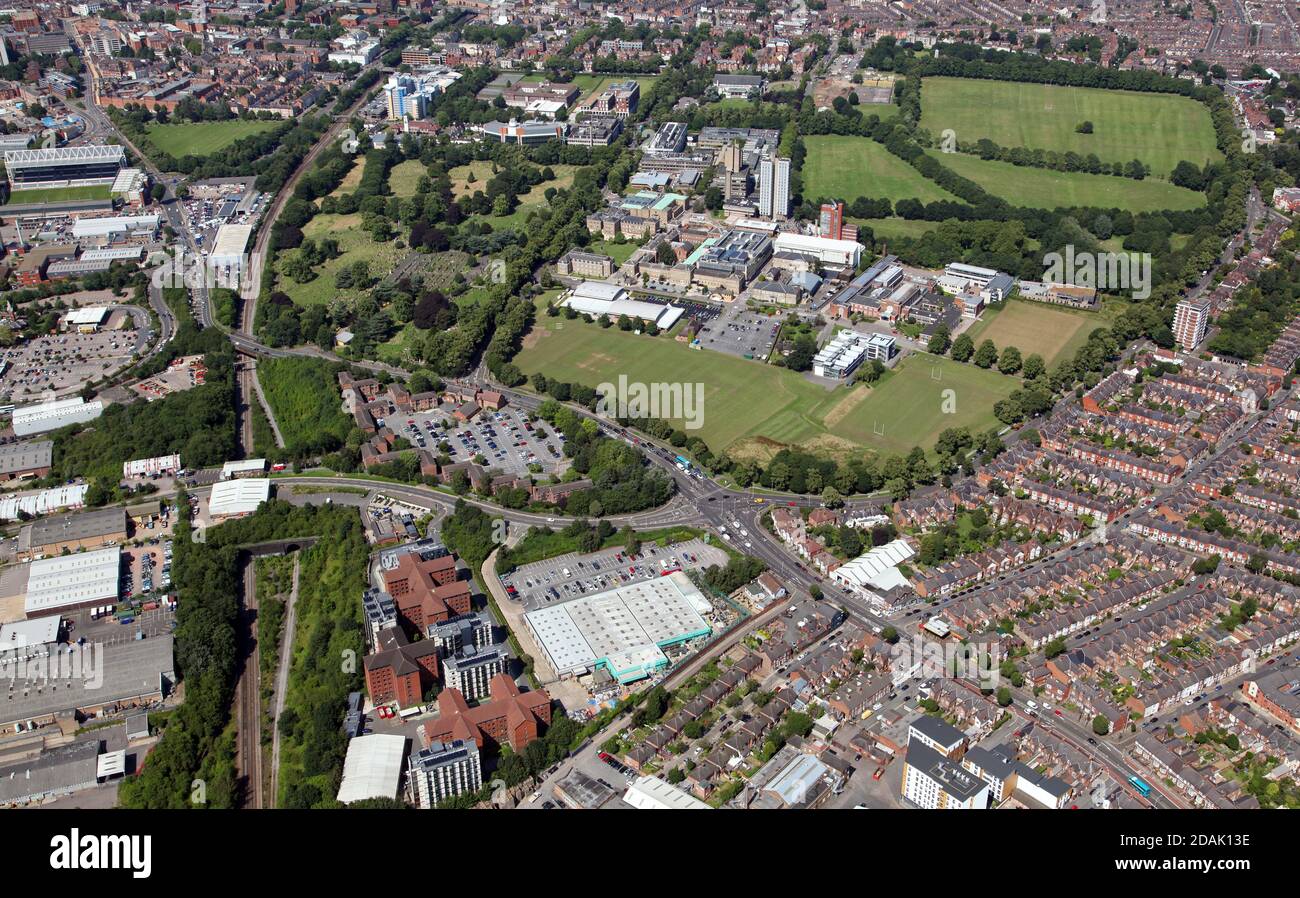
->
[1054,709,1062,716]
[872,767,884,781]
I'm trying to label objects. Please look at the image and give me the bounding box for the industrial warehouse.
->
[558,281,685,331]
[20,547,122,618]
[524,571,713,684]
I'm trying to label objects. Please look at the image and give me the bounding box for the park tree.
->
[998,345,1023,375]
[951,332,975,362]
[927,324,951,355]
[973,339,999,368]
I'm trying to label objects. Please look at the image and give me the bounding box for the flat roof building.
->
[208,477,270,519]
[561,282,685,331]
[901,739,989,809]
[410,739,482,808]
[0,739,100,806]
[336,734,408,805]
[623,774,712,809]
[221,458,266,478]
[0,634,173,734]
[11,397,103,437]
[17,507,128,561]
[772,232,862,268]
[0,439,52,481]
[209,223,252,271]
[23,546,121,617]
[525,571,713,683]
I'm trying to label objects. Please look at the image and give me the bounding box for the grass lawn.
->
[961,297,1126,369]
[328,156,366,199]
[802,135,957,204]
[450,161,496,198]
[585,238,642,265]
[516,314,1017,461]
[853,217,939,241]
[375,322,422,367]
[389,159,426,198]
[146,119,281,158]
[928,151,1206,212]
[274,213,403,307]
[468,163,585,230]
[919,77,1222,176]
[6,184,112,204]
[573,74,659,103]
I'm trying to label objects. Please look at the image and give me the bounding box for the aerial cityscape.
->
[0,0,1296,854]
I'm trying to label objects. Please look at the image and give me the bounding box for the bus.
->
[1128,775,1152,797]
[675,455,691,469]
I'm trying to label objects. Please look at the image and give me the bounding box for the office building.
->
[419,673,552,753]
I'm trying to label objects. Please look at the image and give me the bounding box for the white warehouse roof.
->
[0,484,88,521]
[773,232,862,266]
[561,282,684,331]
[12,397,103,437]
[832,539,915,592]
[525,571,712,683]
[623,775,713,810]
[209,478,270,517]
[24,547,121,617]
[210,223,252,261]
[336,734,407,804]
[71,215,159,239]
[64,307,110,326]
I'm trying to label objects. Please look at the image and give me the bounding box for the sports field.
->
[961,297,1120,368]
[919,77,1222,176]
[146,119,281,157]
[5,184,112,204]
[802,135,958,205]
[928,151,1206,212]
[516,316,1015,460]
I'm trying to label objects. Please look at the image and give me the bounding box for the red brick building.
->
[421,674,552,752]
[364,631,441,708]
[382,553,471,631]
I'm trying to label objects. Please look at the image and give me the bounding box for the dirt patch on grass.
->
[727,436,787,466]
[799,432,866,462]
[822,383,872,428]
[520,324,550,351]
